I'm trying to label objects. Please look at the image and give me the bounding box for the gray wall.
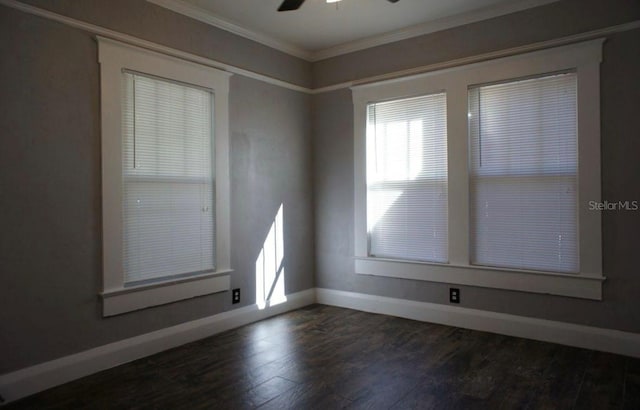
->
[313,0,640,88]
[312,1,640,333]
[18,0,312,89]
[1,0,639,377]
[0,3,314,373]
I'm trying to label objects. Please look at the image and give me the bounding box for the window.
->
[99,38,232,316]
[366,93,448,263]
[122,72,215,283]
[469,73,578,273]
[353,40,604,300]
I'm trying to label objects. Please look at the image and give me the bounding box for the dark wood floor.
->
[6,304,640,409]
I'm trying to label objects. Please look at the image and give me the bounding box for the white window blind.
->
[122,72,215,284]
[366,93,448,263]
[469,72,578,273]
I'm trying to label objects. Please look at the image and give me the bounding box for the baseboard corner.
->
[0,288,316,404]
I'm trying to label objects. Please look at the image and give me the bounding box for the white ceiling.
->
[149,0,558,60]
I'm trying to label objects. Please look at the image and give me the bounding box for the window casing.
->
[352,40,604,300]
[99,38,232,316]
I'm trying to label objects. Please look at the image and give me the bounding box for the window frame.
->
[98,37,232,316]
[352,39,604,300]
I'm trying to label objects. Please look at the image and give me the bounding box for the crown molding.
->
[146,0,312,61]
[309,0,560,61]
[147,0,561,62]
[0,0,312,93]
[2,0,638,95]
[311,19,640,93]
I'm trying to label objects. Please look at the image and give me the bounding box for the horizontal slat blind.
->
[122,72,215,284]
[366,93,448,263]
[469,73,578,273]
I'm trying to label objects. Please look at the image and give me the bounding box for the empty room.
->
[1,0,639,408]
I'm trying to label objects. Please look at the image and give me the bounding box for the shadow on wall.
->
[255,203,287,310]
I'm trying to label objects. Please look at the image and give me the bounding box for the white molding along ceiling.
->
[147,0,560,62]
[2,0,639,94]
[0,0,310,92]
[311,0,560,61]
[147,0,313,60]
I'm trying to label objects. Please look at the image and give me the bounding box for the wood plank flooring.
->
[6,304,640,409]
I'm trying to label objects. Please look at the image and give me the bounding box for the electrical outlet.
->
[232,288,240,304]
[450,288,460,304]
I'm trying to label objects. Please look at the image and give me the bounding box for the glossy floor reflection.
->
[6,304,640,409]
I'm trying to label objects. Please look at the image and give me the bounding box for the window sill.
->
[102,270,232,316]
[355,258,604,300]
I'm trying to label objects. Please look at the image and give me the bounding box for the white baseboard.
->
[316,288,640,359]
[3,287,639,405]
[0,289,315,404]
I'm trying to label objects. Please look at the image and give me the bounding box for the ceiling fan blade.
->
[278,0,305,12]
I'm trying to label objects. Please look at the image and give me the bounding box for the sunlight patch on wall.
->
[256,204,287,310]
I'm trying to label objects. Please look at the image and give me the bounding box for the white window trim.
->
[98,37,233,316]
[352,39,604,300]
